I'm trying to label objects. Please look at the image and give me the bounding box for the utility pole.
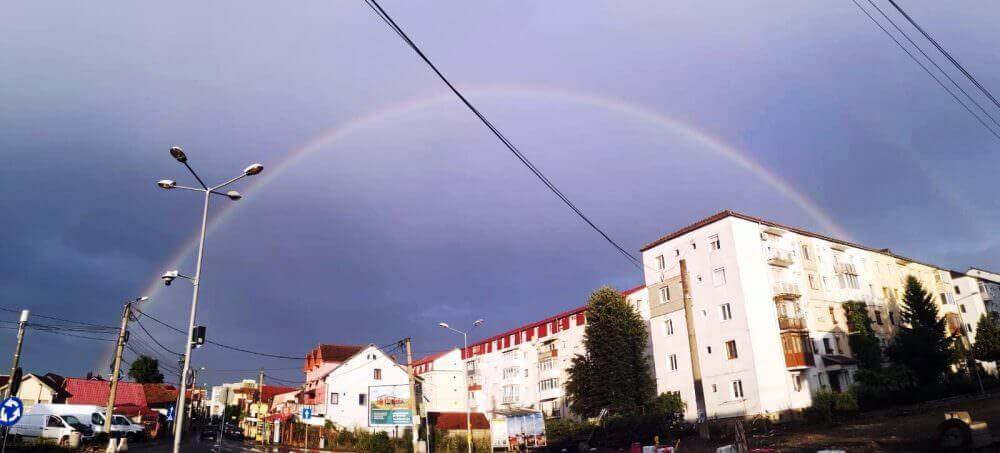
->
[4,310,29,400]
[105,297,147,448]
[404,338,419,453]
[258,368,265,447]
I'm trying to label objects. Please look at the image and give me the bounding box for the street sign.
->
[0,397,24,427]
[301,408,312,420]
[166,404,175,422]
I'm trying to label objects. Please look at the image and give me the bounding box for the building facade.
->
[319,344,409,431]
[413,349,466,413]
[460,286,646,420]
[639,210,969,421]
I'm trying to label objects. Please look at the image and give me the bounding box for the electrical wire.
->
[361,0,642,269]
[863,0,1000,130]
[135,309,306,360]
[133,318,183,356]
[0,306,118,330]
[847,0,1000,141]
[886,0,1000,112]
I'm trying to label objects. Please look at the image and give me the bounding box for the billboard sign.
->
[369,385,412,426]
[505,411,546,449]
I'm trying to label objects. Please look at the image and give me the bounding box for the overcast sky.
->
[1,1,998,386]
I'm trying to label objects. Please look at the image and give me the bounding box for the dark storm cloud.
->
[1,0,998,382]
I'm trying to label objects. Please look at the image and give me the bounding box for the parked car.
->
[112,414,146,440]
[25,404,144,440]
[200,427,218,441]
[223,425,244,440]
[11,413,94,446]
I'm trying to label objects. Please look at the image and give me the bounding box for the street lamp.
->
[438,319,484,453]
[158,146,263,453]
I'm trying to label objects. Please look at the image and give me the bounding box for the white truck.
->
[19,404,145,440]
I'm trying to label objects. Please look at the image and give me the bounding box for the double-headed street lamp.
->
[158,147,263,453]
[438,319,484,453]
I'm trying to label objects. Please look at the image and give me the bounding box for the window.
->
[503,367,520,379]
[809,337,817,354]
[829,307,837,324]
[793,374,804,392]
[731,380,744,399]
[720,303,732,321]
[710,235,721,251]
[801,245,811,260]
[656,255,665,270]
[539,358,554,371]
[889,312,896,325]
[502,384,519,402]
[539,378,559,391]
[674,249,680,257]
[823,338,833,354]
[808,274,819,290]
[664,319,674,335]
[954,285,961,295]
[359,393,367,405]
[874,311,883,325]
[659,286,671,303]
[503,350,518,362]
[939,294,948,305]
[691,242,697,250]
[712,268,727,287]
[330,393,340,405]
[47,416,64,428]
[712,384,717,393]
[725,340,738,359]
[835,336,842,354]
[967,323,973,333]
[669,354,678,371]
[707,346,712,354]
[373,368,382,380]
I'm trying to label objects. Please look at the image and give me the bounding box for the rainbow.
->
[121,87,850,367]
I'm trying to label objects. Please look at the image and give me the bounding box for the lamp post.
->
[158,147,263,453]
[438,319,483,453]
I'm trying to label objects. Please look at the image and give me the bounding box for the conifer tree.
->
[887,276,952,386]
[565,286,654,416]
[972,312,1000,364]
[842,301,882,370]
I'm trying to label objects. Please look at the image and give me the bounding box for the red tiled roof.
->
[621,284,646,296]
[142,384,179,406]
[64,378,147,407]
[431,412,490,430]
[639,210,943,269]
[412,350,448,367]
[261,385,297,404]
[319,344,364,362]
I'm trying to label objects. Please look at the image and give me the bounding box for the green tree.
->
[565,286,655,417]
[887,276,952,386]
[972,312,1000,364]
[842,301,882,370]
[128,355,164,383]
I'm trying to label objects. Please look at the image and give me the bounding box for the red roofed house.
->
[300,344,364,421]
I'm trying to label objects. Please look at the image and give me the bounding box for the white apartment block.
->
[460,287,646,420]
[966,268,1000,316]
[639,210,971,421]
[413,349,466,413]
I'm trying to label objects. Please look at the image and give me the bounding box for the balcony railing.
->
[767,250,795,267]
[502,396,520,405]
[777,316,806,331]
[773,282,801,300]
[784,351,815,369]
[537,348,559,360]
[834,262,858,275]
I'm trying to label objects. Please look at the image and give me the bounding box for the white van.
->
[10,413,94,446]
[20,404,142,440]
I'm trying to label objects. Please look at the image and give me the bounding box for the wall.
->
[323,346,409,432]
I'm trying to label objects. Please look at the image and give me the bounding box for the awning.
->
[263,413,294,423]
[822,355,858,367]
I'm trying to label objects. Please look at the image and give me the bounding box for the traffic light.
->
[192,326,206,348]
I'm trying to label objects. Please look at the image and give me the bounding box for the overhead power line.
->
[887,0,1000,112]
[361,0,642,269]
[0,306,117,330]
[847,0,1000,141]
[863,0,1000,130]
[135,309,305,360]
[133,318,183,357]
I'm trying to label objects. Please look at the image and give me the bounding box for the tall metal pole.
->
[104,304,132,439]
[4,310,29,399]
[462,332,471,453]
[258,368,265,447]
[404,338,418,453]
[173,189,211,453]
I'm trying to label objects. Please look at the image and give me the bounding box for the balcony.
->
[834,262,858,275]
[502,396,520,405]
[781,333,814,369]
[767,250,795,267]
[777,316,806,331]
[537,348,559,360]
[773,282,801,300]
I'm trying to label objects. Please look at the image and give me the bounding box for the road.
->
[136,438,336,453]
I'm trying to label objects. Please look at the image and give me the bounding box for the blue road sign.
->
[301,408,312,420]
[166,405,175,422]
[0,397,24,427]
